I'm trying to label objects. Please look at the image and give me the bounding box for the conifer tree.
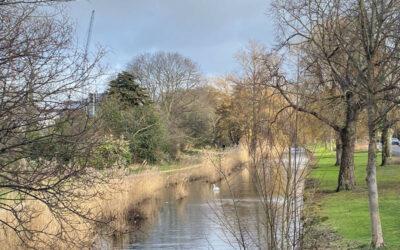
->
[108,71,150,107]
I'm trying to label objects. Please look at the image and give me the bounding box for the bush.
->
[127,105,168,163]
[90,135,131,169]
[24,111,97,164]
[99,96,168,164]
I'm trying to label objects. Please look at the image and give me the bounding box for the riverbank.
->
[305,149,400,249]
[0,146,248,249]
[96,146,248,234]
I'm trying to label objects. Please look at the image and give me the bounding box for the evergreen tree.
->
[108,71,150,106]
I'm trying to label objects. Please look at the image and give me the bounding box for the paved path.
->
[392,145,400,157]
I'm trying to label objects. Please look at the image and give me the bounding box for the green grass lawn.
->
[312,149,400,249]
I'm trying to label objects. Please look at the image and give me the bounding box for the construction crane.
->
[84,10,96,117]
[85,10,95,60]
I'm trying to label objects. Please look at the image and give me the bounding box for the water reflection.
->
[102,169,271,249]
[104,151,308,250]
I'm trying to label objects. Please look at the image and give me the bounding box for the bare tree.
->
[209,44,312,249]
[271,0,369,191]
[379,106,400,166]
[0,0,72,5]
[273,0,400,247]
[0,4,104,248]
[212,85,310,250]
[128,52,202,122]
[229,42,281,167]
[355,1,400,246]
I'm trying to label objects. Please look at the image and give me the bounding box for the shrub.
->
[99,96,168,164]
[90,135,131,169]
[127,105,168,163]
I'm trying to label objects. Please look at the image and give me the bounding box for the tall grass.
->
[94,171,166,233]
[0,146,248,249]
[167,146,249,184]
[0,171,166,249]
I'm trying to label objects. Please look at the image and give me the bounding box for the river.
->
[99,151,307,249]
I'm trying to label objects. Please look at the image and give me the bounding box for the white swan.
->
[212,184,220,192]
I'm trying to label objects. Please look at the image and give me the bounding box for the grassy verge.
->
[311,148,400,249]
[310,148,400,249]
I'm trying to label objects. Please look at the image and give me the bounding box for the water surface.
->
[104,151,307,249]
[108,169,268,249]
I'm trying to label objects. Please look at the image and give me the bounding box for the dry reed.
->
[0,146,248,249]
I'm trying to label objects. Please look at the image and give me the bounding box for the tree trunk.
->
[336,127,356,191]
[381,118,391,166]
[335,133,342,166]
[336,95,357,191]
[367,104,384,248]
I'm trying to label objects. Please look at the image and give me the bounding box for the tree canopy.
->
[108,71,151,107]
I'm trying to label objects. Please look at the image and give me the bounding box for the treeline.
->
[94,46,327,167]
[269,0,400,247]
[2,0,399,248]
[93,51,264,165]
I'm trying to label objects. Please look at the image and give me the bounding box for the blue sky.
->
[66,0,275,88]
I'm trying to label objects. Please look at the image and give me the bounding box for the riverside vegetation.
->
[0,147,248,249]
[2,1,400,249]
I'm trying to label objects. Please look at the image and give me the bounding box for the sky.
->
[66,0,275,88]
